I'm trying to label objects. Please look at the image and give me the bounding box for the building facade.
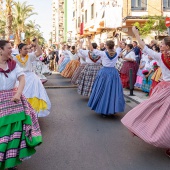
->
[51,0,64,45]
[121,0,170,43]
[51,0,58,44]
[69,0,170,45]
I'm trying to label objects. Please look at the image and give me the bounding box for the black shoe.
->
[166,149,170,158]
[101,114,107,118]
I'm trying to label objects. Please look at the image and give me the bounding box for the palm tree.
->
[25,20,40,43]
[0,13,6,39]
[12,1,37,44]
[5,0,13,40]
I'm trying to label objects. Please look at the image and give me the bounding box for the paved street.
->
[19,74,170,170]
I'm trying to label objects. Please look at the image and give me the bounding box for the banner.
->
[104,6,122,28]
[80,23,84,35]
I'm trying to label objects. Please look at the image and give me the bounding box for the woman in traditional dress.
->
[115,42,126,72]
[149,67,162,96]
[77,40,102,97]
[120,44,139,88]
[71,51,87,85]
[61,46,80,78]
[59,45,72,73]
[121,26,170,157]
[13,39,51,117]
[134,53,148,89]
[141,55,156,94]
[87,36,125,116]
[58,45,66,66]
[0,40,42,170]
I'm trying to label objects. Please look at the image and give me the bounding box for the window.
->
[163,0,170,10]
[131,0,147,10]
[85,10,87,23]
[91,3,94,19]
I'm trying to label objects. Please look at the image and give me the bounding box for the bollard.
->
[129,68,134,96]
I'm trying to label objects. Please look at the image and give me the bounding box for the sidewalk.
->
[124,88,149,104]
[49,72,148,104]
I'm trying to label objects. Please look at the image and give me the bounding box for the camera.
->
[114,33,119,38]
[135,26,139,31]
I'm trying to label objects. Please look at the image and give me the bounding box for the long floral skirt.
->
[77,63,102,97]
[120,61,138,88]
[61,60,80,78]
[0,89,42,170]
[121,81,170,148]
[71,63,87,85]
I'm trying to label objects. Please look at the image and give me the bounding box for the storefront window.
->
[163,0,170,11]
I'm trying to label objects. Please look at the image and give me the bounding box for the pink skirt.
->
[121,81,170,148]
[136,76,143,84]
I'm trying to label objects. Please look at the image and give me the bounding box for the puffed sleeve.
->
[15,64,25,79]
[29,52,37,62]
[92,49,105,58]
[115,47,122,57]
[78,49,89,59]
[129,51,136,60]
[143,45,161,63]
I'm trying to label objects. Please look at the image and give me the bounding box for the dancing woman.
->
[77,40,102,97]
[0,40,42,170]
[87,36,125,116]
[121,26,170,157]
[61,46,80,78]
[13,39,51,117]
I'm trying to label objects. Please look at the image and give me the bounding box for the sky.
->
[18,0,52,41]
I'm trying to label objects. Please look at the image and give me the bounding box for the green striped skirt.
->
[0,89,42,170]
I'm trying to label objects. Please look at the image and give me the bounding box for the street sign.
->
[165,17,170,27]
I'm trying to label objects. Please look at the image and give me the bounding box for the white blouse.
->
[13,53,37,72]
[124,51,136,60]
[77,52,86,64]
[70,53,79,60]
[92,47,122,67]
[144,59,156,71]
[0,64,24,91]
[143,45,170,81]
[79,49,102,64]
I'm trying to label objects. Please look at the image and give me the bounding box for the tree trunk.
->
[14,30,20,45]
[5,14,13,40]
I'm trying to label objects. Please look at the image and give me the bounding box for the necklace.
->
[16,54,29,66]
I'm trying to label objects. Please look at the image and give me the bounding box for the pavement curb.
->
[45,85,78,89]
[124,94,140,104]
[123,90,147,104]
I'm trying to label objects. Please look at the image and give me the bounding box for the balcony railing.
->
[131,6,147,11]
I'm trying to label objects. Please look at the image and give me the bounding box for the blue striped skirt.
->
[88,67,125,115]
[59,57,70,73]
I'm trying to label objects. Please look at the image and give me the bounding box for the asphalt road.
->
[19,74,170,170]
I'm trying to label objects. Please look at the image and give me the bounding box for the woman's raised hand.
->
[132,26,139,36]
